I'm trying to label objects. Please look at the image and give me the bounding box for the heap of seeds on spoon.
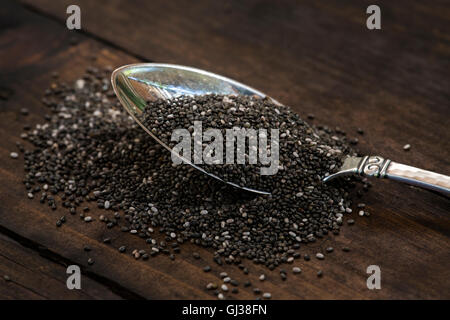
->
[15,66,369,299]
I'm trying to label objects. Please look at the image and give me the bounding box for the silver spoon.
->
[111,63,450,196]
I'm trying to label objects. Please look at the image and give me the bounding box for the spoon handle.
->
[359,156,450,196]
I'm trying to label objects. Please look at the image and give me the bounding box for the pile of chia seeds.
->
[17,66,367,298]
[141,94,358,194]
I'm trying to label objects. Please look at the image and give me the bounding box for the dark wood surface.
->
[0,0,449,299]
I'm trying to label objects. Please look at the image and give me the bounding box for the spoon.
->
[111,63,450,196]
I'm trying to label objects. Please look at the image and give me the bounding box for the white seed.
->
[263,292,272,299]
[292,267,301,274]
[10,152,19,159]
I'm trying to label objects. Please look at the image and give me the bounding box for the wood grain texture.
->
[0,233,121,299]
[0,0,448,299]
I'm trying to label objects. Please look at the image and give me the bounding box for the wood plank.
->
[0,0,216,300]
[2,0,450,299]
[0,233,121,299]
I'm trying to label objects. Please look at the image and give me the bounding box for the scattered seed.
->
[10,152,19,159]
[403,144,411,151]
[292,267,301,274]
[203,265,211,272]
[16,67,371,299]
[263,292,272,299]
[206,282,217,290]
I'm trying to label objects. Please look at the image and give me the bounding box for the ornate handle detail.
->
[358,156,391,178]
[358,156,450,196]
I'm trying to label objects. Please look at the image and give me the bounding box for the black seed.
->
[203,265,211,272]
[18,69,369,293]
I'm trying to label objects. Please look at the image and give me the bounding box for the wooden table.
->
[0,0,448,299]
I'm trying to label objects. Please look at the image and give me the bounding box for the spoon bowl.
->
[111,63,277,194]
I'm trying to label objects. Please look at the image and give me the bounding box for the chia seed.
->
[292,267,301,274]
[17,67,369,297]
[263,292,272,299]
[203,265,211,272]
